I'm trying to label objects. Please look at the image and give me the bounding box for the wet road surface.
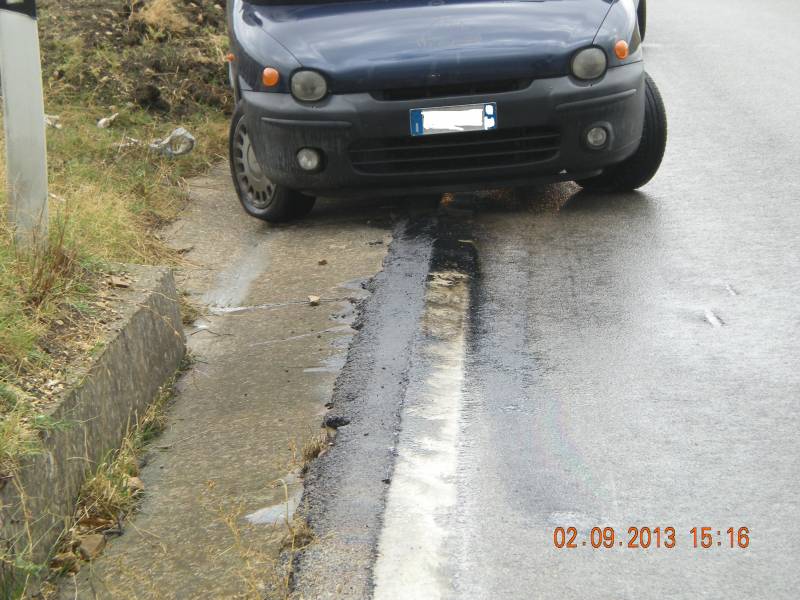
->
[297,1,800,598]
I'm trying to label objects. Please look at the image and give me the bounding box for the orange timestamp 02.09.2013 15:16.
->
[553,526,750,550]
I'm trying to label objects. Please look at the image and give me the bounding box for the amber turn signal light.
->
[262,67,280,87]
[614,40,630,60]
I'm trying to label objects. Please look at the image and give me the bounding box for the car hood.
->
[246,0,615,92]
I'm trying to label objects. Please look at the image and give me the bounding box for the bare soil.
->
[38,0,232,115]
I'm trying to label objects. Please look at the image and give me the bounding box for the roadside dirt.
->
[39,0,231,115]
[3,278,121,417]
[3,0,232,417]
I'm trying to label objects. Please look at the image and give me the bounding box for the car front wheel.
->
[577,73,666,193]
[229,103,316,222]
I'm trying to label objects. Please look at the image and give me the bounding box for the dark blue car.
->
[226,0,665,222]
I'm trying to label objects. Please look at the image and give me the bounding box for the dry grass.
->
[0,106,226,374]
[0,0,229,411]
[179,292,201,325]
[74,373,177,526]
[1,0,231,591]
[0,107,225,483]
[300,432,329,468]
[77,436,141,526]
[131,0,191,34]
[0,212,83,370]
[2,112,225,354]
[217,491,316,600]
[1,402,72,490]
[203,434,325,598]
[0,406,43,479]
[281,515,315,555]
[214,502,285,600]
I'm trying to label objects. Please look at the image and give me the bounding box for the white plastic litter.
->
[44,114,62,129]
[149,127,196,158]
[97,112,119,128]
[114,136,141,150]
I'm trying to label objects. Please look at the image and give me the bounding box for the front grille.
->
[371,79,532,101]
[349,127,560,175]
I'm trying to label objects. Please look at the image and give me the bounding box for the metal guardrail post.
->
[0,0,48,247]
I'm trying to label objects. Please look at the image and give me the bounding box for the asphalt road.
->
[296,1,800,598]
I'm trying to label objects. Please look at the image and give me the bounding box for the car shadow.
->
[561,188,652,214]
[261,192,442,233]
[242,182,655,235]
[432,182,578,215]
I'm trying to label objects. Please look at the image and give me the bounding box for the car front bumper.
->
[241,62,646,197]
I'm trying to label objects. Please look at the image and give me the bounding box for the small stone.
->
[108,275,131,288]
[126,476,145,494]
[318,259,328,266]
[308,295,321,306]
[323,415,350,429]
[78,534,106,561]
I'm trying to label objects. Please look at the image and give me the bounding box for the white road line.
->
[373,271,470,600]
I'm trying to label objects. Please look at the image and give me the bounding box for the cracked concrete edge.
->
[291,219,436,600]
[0,265,185,577]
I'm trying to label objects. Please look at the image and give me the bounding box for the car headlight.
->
[291,70,328,102]
[571,47,608,81]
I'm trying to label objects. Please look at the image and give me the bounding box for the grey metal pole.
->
[0,0,48,247]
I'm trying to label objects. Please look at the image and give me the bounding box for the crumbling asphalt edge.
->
[290,218,436,600]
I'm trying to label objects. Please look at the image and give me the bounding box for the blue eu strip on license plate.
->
[410,102,497,137]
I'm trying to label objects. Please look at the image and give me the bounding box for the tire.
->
[638,0,647,41]
[229,103,316,222]
[577,73,666,193]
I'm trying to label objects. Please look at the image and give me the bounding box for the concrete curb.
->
[0,265,185,576]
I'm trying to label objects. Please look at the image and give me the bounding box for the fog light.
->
[297,148,321,171]
[586,126,609,149]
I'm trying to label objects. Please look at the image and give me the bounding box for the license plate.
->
[410,102,497,137]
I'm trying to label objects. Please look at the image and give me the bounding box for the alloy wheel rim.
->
[233,121,275,210]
